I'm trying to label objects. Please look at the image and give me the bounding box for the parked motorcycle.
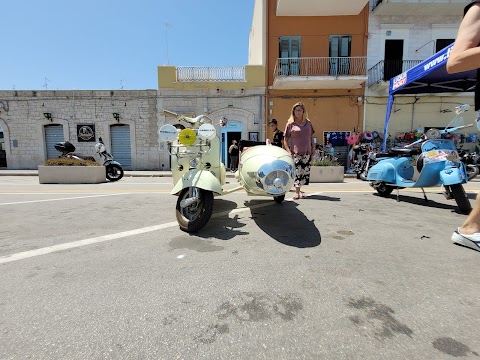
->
[457,146,479,181]
[95,137,124,181]
[352,143,377,181]
[159,110,295,233]
[367,104,474,214]
[54,137,124,182]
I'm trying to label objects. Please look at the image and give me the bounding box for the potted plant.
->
[310,158,344,183]
[38,158,106,184]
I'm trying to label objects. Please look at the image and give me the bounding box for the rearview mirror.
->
[455,104,470,115]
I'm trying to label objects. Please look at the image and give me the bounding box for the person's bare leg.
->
[459,192,480,234]
[294,186,301,199]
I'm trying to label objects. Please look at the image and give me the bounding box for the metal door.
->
[45,125,64,159]
[110,125,131,168]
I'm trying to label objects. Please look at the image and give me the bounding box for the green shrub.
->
[44,158,100,166]
[311,159,341,167]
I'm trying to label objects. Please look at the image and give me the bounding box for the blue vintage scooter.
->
[367,104,474,214]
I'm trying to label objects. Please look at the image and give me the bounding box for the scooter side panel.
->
[366,159,397,183]
[171,169,223,195]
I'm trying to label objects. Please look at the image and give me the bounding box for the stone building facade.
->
[0,77,265,170]
[0,90,158,170]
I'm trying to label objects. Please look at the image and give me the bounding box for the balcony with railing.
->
[176,66,245,82]
[273,57,368,90]
[371,0,469,16]
[277,0,369,16]
[367,59,422,88]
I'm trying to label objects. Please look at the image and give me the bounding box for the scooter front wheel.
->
[176,187,214,232]
[448,184,472,215]
[106,164,124,181]
[274,194,285,204]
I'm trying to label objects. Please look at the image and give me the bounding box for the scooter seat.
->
[375,152,392,158]
[388,148,421,156]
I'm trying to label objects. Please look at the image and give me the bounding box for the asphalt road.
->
[1,176,480,359]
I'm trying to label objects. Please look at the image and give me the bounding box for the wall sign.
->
[77,124,96,142]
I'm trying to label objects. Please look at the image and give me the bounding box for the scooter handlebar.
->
[164,110,215,126]
[404,138,423,148]
[440,124,473,134]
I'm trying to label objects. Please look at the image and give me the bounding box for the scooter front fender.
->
[171,169,222,195]
[103,160,122,167]
[440,163,467,185]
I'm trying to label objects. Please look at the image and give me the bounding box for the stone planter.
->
[38,166,106,184]
[310,166,344,183]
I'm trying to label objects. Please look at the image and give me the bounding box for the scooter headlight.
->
[95,143,106,153]
[178,128,196,146]
[189,157,199,168]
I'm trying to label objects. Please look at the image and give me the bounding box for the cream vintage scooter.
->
[159,110,295,232]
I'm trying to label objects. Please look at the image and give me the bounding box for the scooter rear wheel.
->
[374,182,394,197]
[176,187,214,232]
[466,165,479,181]
[449,184,472,215]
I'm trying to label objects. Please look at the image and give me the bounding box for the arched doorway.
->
[220,120,242,168]
[0,125,6,167]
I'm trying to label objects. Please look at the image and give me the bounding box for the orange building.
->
[253,0,370,163]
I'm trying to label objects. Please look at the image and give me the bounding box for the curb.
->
[0,172,357,178]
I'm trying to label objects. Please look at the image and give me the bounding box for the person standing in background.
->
[228,140,239,172]
[447,0,480,251]
[268,119,284,148]
[283,102,315,200]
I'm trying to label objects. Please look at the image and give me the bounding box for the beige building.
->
[156,65,265,169]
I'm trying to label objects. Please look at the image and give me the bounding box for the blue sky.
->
[0,0,254,90]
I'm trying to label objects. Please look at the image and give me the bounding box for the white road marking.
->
[1,188,474,264]
[0,196,280,264]
[0,193,134,206]
[0,222,179,264]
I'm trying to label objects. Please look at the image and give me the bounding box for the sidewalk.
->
[0,169,173,177]
[0,169,356,178]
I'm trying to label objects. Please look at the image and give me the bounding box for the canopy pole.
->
[382,94,395,152]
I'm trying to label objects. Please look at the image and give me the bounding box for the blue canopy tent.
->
[381,43,477,151]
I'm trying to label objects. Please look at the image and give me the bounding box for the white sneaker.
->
[451,228,480,252]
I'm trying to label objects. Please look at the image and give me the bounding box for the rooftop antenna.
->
[43,77,51,90]
[164,21,174,65]
[120,79,127,90]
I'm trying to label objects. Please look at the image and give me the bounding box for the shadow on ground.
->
[245,198,321,248]
[194,199,250,240]
[373,192,468,214]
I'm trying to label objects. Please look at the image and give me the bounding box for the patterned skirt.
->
[292,154,312,187]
